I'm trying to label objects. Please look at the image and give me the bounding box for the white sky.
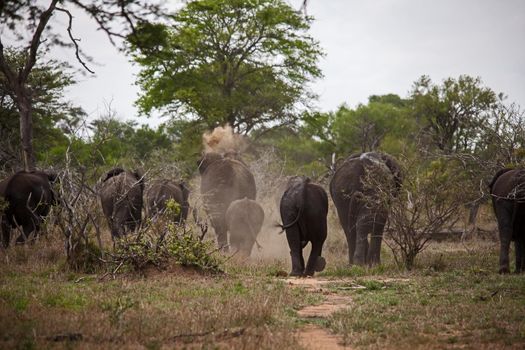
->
[17,0,525,126]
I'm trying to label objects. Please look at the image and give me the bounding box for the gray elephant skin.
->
[146,179,189,224]
[99,168,144,239]
[198,152,256,250]
[280,177,328,276]
[225,198,264,257]
[0,170,57,247]
[488,168,525,273]
[330,152,401,266]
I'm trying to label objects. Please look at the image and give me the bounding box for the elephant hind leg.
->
[515,235,525,273]
[1,218,11,248]
[496,205,513,274]
[285,225,305,276]
[304,240,324,276]
[367,213,386,266]
[212,218,229,252]
[368,232,383,267]
[16,223,37,245]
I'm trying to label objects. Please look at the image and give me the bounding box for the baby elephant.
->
[280,177,328,276]
[225,198,264,257]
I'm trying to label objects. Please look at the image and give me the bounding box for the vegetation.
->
[1,1,525,349]
[0,0,164,170]
[1,234,524,349]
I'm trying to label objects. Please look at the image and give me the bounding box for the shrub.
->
[107,202,223,274]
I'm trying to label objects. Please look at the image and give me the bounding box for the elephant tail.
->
[278,177,311,232]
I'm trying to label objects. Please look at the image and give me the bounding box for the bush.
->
[107,203,223,274]
[366,156,470,270]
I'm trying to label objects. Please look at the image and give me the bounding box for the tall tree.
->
[0,0,162,170]
[331,95,414,155]
[0,48,84,170]
[410,75,498,154]
[129,0,323,134]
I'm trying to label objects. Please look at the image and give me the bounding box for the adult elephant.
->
[198,152,256,251]
[280,176,328,276]
[330,152,402,266]
[225,198,264,257]
[146,179,189,224]
[99,168,144,239]
[488,168,525,274]
[0,170,58,247]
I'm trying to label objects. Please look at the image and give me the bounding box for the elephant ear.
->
[102,168,125,182]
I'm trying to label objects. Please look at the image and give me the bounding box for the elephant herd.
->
[0,151,524,275]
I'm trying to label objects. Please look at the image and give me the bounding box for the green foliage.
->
[110,203,222,274]
[112,228,222,273]
[0,48,84,168]
[410,75,498,154]
[129,0,323,133]
[258,94,417,174]
[331,96,416,156]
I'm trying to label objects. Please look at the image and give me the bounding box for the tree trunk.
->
[16,91,36,171]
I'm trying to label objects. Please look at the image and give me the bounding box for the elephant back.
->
[99,170,144,218]
[2,171,56,224]
[490,168,525,200]
[330,152,400,200]
[146,179,189,220]
[201,158,256,201]
[226,198,265,234]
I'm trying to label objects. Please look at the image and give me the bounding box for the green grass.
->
[324,243,525,349]
[0,236,524,349]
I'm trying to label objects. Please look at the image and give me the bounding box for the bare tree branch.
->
[55,7,95,74]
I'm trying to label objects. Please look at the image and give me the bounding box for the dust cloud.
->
[200,124,292,263]
[202,124,248,154]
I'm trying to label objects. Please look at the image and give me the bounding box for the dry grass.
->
[1,158,523,350]
[0,235,308,349]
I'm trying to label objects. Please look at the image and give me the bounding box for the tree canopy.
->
[129,0,323,134]
[0,48,84,169]
[0,0,163,170]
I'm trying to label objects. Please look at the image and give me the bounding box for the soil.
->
[284,277,353,350]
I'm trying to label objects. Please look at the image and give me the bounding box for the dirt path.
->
[283,278,353,350]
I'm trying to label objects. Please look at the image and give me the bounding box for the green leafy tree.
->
[410,75,498,154]
[0,0,163,170]
[0,48,83,169]
[331,95,415,156]
[130,0,323,134]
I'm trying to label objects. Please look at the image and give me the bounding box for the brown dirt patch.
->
[297,324,350,350]
[283,277,353,349]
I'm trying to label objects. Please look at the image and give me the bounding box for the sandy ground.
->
[284,278,353,350]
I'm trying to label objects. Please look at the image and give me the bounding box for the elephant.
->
[198,152,256,251]
[330,152,402,267]
[0,170,58,247]
[488,168,525,273]
[99,168,144,239]
[145,179,190,224]
[279,176,328,276]
[225,197,264,257]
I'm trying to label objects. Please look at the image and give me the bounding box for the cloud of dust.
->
[202,124,248,154]
[248,154,292,263]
